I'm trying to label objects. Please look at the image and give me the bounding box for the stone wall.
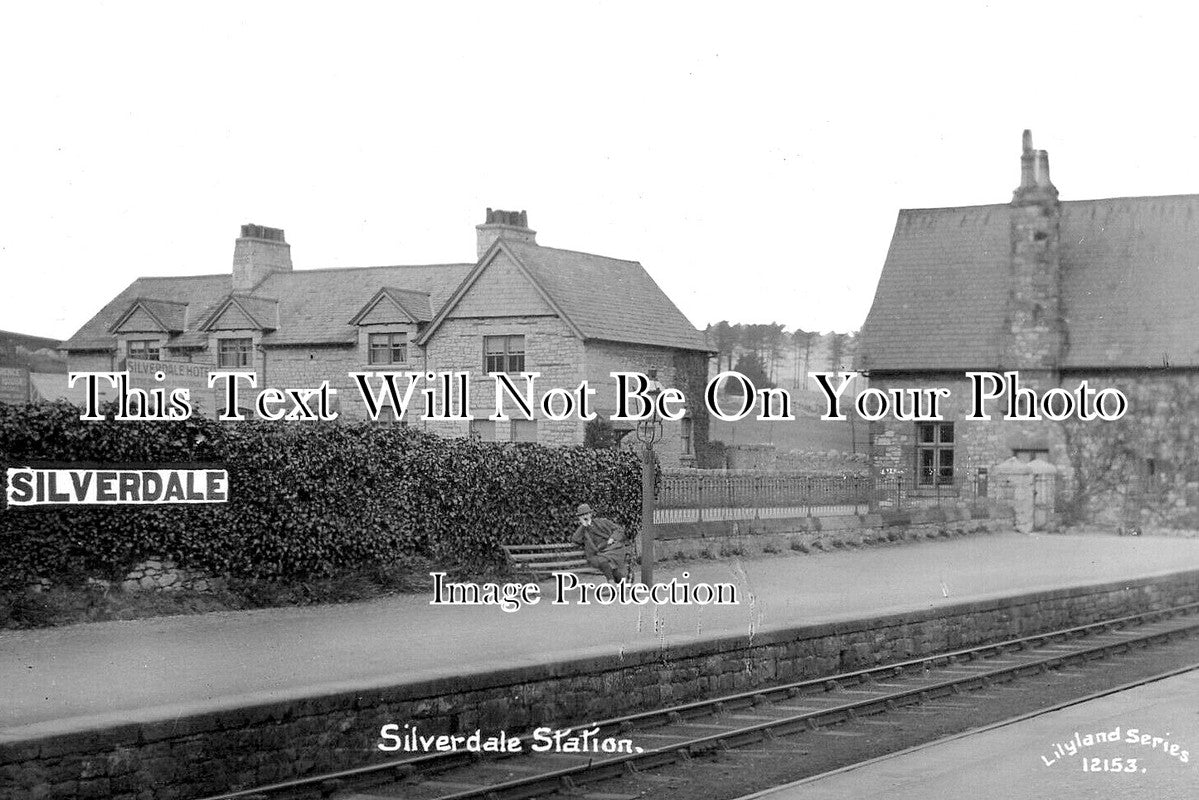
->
[866,374,1068,492]
[653,505,1010,561]
[722,446,869,473]
[584,340,709,467]
[865,370,1198,529]
[263,343,374,421]
[420,247,586,447]
[5,568,1197,799]
[421,315,584,446]
[1058,371,1199,529]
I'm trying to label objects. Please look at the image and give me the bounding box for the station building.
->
[61,210,712,466]
[859,132,1199,523]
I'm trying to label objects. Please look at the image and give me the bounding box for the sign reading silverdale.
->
[66,369,1129,423]
[5,468,229,505]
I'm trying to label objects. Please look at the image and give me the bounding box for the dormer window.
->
[369,332,409,365]
[127,339,161,361]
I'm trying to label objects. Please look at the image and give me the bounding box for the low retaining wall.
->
[5,568,1198,799]
[655,504,1013,561]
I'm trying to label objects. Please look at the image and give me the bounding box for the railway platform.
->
[4,531,1199,738]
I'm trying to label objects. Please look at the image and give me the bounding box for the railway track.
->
[202,602,1199,800]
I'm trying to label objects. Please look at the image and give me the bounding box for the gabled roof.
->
[63,232,708,354]
[64,274,232,351]
[108,298,189,333]
[196,294,280,332]
[64,264,473,351]
[860,195,1199,371]
[348,287,434,325]
[419,239,710,352]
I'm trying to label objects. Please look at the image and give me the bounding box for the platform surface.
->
[748,667,1199,799]
[3,532,1199,739]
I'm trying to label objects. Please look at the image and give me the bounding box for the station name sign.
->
[5,468,229,505]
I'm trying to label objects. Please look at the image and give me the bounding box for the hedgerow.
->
[0,402,641,588]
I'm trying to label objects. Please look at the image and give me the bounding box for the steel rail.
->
[197,600,1199,800]
[732,660,1199,800]
[411,612,1199,800]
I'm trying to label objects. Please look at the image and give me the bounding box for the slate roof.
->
[64,265,472,351]
[378,287,434,323]
[196,294,281,331]
[860,195,1199,371]
[63,240,709,354]
[65,275,231,351]
[420,240,711,352]
[108,298,189,333]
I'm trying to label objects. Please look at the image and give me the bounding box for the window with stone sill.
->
[484,334,525,374]
[126,339,161,361]
[916,421,954,486]
[368,332,408,365]
[217,338,254,368]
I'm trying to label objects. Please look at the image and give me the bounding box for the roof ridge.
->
[133,263,486,282]
[509,241,642,265]
[1064,192,1199,204]
[898,203,1008,213]
[135,273,228,280]
[900,192,1199,214]
[267,263,474,276]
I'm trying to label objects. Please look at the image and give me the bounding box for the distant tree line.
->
[0,334,66,374]
[704,322,857,392]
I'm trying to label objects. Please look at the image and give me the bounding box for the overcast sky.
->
[3,2,1198,341]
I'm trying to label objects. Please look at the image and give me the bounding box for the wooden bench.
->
[501,542,637,579]
[501,543,598,578]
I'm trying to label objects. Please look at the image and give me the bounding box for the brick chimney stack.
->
[475,208,537,259]
[233,224,292,291]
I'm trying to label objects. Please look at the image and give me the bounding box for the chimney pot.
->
[240,223,286,243]
[475,207,537,259]
[1036,149,1052,187]
[1013,130,1057,203]
[1018,130,1036,191]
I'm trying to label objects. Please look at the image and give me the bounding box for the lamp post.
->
[634,378,664,585]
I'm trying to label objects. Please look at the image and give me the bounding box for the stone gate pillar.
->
[992,456,1034,533]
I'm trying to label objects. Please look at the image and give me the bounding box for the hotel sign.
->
[127,358,221,416]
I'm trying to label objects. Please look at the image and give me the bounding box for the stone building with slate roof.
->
[859,132,1199,522]
[63,211,712,466]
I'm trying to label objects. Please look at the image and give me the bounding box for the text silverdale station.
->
[68,369,1129,423]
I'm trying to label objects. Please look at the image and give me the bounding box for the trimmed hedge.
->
[0,402,641,588]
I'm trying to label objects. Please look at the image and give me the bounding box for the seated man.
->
[571,503,629,583]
